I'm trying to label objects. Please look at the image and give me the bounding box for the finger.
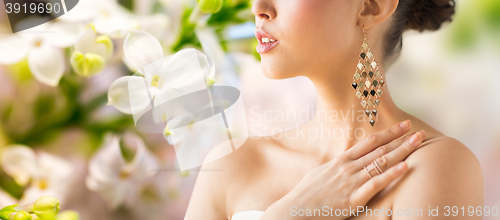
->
[347,120,412,159]
[353,130,425,184]
[351,162,408,207]
[378,130,426,172]
[353,130,417,170]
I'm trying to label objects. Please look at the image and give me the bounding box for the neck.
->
[300,61,406,158]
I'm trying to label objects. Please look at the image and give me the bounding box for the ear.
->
[357,0,399,29]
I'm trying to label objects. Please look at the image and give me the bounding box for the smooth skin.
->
[184,0,484,219]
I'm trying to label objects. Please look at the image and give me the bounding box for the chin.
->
[260,59,296,80]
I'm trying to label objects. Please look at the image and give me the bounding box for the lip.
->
[255,29,279,54]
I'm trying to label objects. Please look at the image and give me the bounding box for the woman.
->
[185,0,484,219]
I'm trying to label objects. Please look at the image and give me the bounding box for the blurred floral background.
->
[0,0,498,219]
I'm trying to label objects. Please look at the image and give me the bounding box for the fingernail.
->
[421,130,426,138]
[408,132,420,144]
[399,120,410,129]
[397,162,406,170]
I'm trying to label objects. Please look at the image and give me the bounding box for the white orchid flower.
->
[70,25,114,77]
[20,152,73,205]
[107,31,215,125]
[135,14,170,40]
[106,30,249,171]
[0,22,81,86]
[0,145,74,205]
[60,0,134,38]
[163,90,248,171]
[195,26,233,86]
[122,169,183,219]
[85,132,160,209]
[60,0,169,40]
[57,0,97,22]
[92,1,137,39]
[162,114,217,171]
[0,145,37,186]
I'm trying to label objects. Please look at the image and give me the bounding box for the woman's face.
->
[252,0,361,80]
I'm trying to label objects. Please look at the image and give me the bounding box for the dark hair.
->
[384,0,455,62]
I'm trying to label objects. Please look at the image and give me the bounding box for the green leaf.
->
[198,0,223,14]
[481,0,500,30]
[0,204,19,220]
[171,7,201,51]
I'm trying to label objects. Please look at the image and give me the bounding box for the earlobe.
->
[358,0,399,29]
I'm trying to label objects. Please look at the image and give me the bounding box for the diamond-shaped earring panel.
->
[353,28,386,126]
[354,72,361,80]
[362,42,369,50]
[365,79,371,88]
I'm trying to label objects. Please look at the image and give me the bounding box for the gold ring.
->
[364,166,373,178]
[364,159,384,179]
[372,160,383,175]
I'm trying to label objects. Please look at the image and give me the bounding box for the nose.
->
[252,0,276,20]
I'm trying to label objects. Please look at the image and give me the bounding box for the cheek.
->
[260,0,355,79]
[282,0,353,65]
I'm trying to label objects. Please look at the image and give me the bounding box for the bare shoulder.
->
[395,114,483,192]
[407,135,481,166]
[404,136,483,183]
[390,135,484,219]
[185,137,277,219]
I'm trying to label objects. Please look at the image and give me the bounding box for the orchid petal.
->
[85,133,156,210]
[94,14,135,39]
[145,49,212,124]
[0,145,37,186]
[75,27,97,55]
[137,14,170,39]
[19,187,64,205]
[107,76,142,114]
[127,75,154,125]
[133,0,156,15]
[123,56,138,73]
[19,153,72,205]
[152,86,184,124]
[170,113,233,171]
[157,48,208,97]
[195,27,225,76]
[27,46,64,87]
[87,179,130,209]
[36,152,73,185]
[45,22,83,48]
[86,135,126,190]
[74,27,108,58]
[0,35,30,65]
[164,115,192,145]
[58,0,96,22]
[123,30,163,71]
[121,133,159,180]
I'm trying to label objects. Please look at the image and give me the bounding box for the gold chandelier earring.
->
[351,25,385,127]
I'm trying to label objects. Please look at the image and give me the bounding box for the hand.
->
[286,120,426,219]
